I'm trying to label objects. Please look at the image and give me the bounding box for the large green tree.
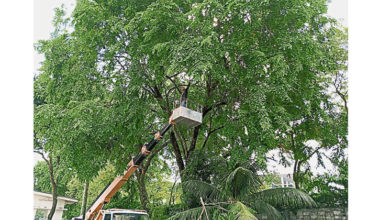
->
[34,0,348,213]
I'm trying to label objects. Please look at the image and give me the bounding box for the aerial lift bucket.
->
[170,83,202,128]
[171,106,202,127]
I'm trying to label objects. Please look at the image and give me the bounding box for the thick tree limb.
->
[170,131,185,177]
[165,75,181,93]
[202,101,227,117]
[187,125,200,158]
[174,127,188,159]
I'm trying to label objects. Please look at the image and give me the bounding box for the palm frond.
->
[229,202,258,220]
[167,206,223,220]
[182,180,223,202]
[249,188,317,210]
[244,200,282,220]
[224,167,261,200]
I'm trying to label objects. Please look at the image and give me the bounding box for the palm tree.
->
[168,167,316,220]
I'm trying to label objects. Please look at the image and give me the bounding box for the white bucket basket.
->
[171,106,202,127]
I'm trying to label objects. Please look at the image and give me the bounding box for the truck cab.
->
[102,209,149,220]
[72,209,149,220]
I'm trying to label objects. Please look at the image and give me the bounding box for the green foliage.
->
[229,202,258,220]
[149,204,186,220]
[88,163,141,210]
[63,163,142,219]
[148,180,182,207]
[34,160,78,220]
[63,177,83,219]
[182,180,223,203]
[171,167,316,220]
[33,161,72,196]
[184,151,231,184]
[249,188,317,211]
[303,159,348,207]
[168,206,222,220]
[247,200,282,220]
[224,167,261,200]
[258,174,282,191]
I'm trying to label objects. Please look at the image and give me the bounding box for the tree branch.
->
[170,131,185,177]
[187,125,200,157]
[174,127,188,159]
[169,173,179,206]
[333,73,348,116]
[34,150,49,164]
[202,101,227,117]
[165,75,181,94]
[201,126,225,151]
[143,142,168,173]
[199,197,209,220]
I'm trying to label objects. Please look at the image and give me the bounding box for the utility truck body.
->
[72,209,149,220]
[101,209,149,220]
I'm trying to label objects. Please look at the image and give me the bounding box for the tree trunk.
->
[169,175,178,205]
[293,160,302,189]
[47,162,58,220]
[187,125,200,159]
[47,185,58,220]
[137,171,150,212]
[293,173,300,189]
[81,181,89,220]
[170,131,185,179]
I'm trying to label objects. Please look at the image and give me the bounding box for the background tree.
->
[256,25,348,189]
[34,113,74,220]
[302,158,348,207]
[33,161,72,196]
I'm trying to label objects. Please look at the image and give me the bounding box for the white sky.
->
[34,0,76,74]
[328,0,348,27]
[33,0,348,175]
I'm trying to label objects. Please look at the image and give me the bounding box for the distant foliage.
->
[33,161,71,196]
[303,159,348,207]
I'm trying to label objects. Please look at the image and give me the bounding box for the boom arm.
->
[85,123,173,220]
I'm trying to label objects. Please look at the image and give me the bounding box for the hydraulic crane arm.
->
[84,84,201,220]
[85,123,173,220]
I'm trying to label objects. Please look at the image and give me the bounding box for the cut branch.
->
[34,150,49,163]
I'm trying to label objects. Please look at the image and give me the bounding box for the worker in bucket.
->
[180,83,190,107]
